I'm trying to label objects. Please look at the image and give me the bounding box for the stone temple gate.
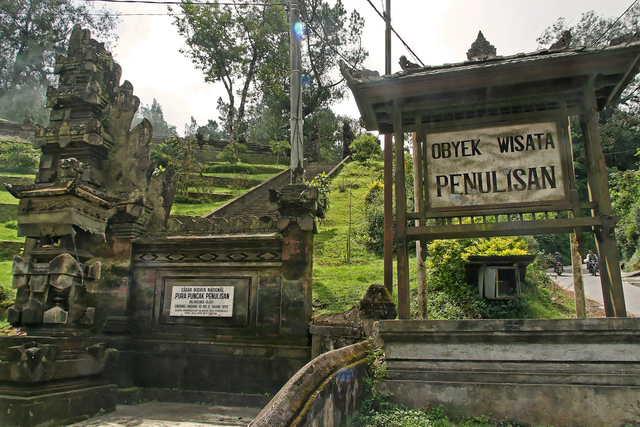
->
[0,26,319,426]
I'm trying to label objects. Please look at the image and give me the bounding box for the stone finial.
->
[550,30,572,51]
[359,284,397,320]
[466,31,497,62]
[399,55,421,71]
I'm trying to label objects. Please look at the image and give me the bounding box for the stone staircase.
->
[205,161,345,219]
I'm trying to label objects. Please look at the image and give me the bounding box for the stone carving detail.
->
[163,215,278,235]
[399,55,421,71]
[339,60,381,83]
[1,341,118,383]
[136,250,281,264]
[549,30,573,51]
[5,342,60,382]
[86,342,119,370]
[8,253,100,325]
[466,31,497,61]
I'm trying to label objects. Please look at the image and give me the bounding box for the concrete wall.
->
[251,340,371,427]
[378,318,640,427]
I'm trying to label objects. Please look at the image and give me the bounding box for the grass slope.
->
[312,161,575,319]
[312,161,415,313]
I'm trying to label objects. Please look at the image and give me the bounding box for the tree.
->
[350,133,382,164]
[217,141,247,164]
[132,98,178,138]
[171,0,289,144]
[0,0,119,122]
[600,108,640,171]
[173,0,368,148]
[269,138,290,165]
[151,135,210,201]
[537,5,640,109]
[197,119,226,142]
[246,0,368,150]
[299,0,367,116]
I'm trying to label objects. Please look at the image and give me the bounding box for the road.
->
[549,265,640,316]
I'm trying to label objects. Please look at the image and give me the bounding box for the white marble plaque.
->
[169,285,234,317]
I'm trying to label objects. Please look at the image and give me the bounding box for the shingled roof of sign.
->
[341,30,640,83]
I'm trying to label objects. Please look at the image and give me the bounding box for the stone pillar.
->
[275,184,319,343]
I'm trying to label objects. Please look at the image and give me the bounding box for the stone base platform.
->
[0,380,117,427]
[378,318,640,427]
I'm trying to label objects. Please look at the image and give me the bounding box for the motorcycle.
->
[555,262,563,276]
[587,260,599,276]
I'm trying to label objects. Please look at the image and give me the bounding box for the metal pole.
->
[290,0,304,183]
[383,0,393,294]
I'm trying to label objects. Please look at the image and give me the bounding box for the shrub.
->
[351,133,382,163]
[217,142,247,164]
[424,237,540,319]
[0,139,39,173]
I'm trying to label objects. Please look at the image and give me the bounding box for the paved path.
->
[69,402,260,427]
[549,265,640,316]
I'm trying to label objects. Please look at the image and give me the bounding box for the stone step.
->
[68,401,263,426]
[213,162,342,219]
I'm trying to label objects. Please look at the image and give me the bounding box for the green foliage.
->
[268,138,290,165]
[307,108,343,163]
[307,171,331,217]
[0,0,119,122]
[462,236,533,257]
[0,85,49,124]
[203,163,257,174]
[600,109,640,171]
[423,238,575,320]
[351,133,382,163]
[0,138,40,173]
[217,142,247,165]
[535,233,572,265]
[611,169,640,265]
[0,258,16,309]
[298,1,367,115]
[357,348,394,416]
[197,119,227,142]
[152,136,211,201]
[360,180,387,255]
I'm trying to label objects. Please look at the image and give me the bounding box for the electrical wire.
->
[589,0,639,48]
[363,0,425,67]
[79,0,285,5]
[302,19,362,71]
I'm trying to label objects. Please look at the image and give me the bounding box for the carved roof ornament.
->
[466,31,497,62]
[339,60,380,83]
[399,55,421,71]
[550,30,573,51]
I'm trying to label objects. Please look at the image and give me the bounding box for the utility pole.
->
[383,0,393,294]
[290,0,304,183]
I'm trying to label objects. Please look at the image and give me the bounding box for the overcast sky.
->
[104,0,635,134]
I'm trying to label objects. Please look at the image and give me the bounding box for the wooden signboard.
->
[425,121,571,214]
